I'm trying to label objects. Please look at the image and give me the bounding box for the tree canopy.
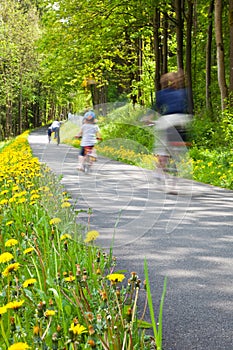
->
[0,0,232,138]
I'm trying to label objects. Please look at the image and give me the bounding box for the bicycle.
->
[82,146,97,174]
[75,137,101,174]
[146,122,192,193]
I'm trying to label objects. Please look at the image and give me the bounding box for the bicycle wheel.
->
[83,155,92,174]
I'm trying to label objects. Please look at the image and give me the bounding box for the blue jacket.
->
[156,88,188,115]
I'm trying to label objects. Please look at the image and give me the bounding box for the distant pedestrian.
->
[50,120,61,140]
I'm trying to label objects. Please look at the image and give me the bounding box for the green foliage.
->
[99,104,155,152]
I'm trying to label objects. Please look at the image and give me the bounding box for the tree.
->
[214,0,228,110]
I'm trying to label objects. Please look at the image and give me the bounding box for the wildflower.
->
[6,221,14,226]
[23,278,37,288]
[0,199,8,205]
[84,230,100,243]
[61,202,71,208]
[69,323,87,335]
[33,325,41,335]
[18,198,26,204]
[44,310,56,317]
[0,306,7,315]
[60,234,72,241]
[8,342,30,350]
[49,218,61,225]
[107,273,125,283]
[30,194,40,200]
[0,252,14,263]
[23,247,35,255]
[5,239,19,247]
[2,262,20,277]
[6,300,25,310]
[64,276,75,282]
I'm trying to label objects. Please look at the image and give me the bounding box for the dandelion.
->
[0,306,7,315]
[18,197,26,204]
[84,230,100,243]
[5,239,19,247]
[23,247,35,255]
[23,278,37,288]
[0,252,14,263]
[49,218,61,225]
[6,221,14,226]
[2,262,20,277]
[6,300,25,310]
[64,276,75,282]
[33,325,41,335]
[8,342,30,350]
[60,234,72,241]
[30,194,40,200]
[106,273,125,283]
[69,323,87,335]
[44,310,56,317]
[61,202,71,208]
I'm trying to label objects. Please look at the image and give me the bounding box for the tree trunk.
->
[214,0,228,110]
[186,0,194,114]
[229,0,233,100]
[174,0,184,69]
[162,13,168,74]
[153,8,161,91]
[206,0,214,112]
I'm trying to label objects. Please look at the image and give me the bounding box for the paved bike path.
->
[28,127,233,350]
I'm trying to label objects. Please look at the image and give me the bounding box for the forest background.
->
[0,0,233,189]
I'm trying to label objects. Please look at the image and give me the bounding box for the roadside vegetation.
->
[0,132,167,350]
[62,104,233,191]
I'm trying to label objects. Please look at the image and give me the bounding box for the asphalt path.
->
[28,127,233,350]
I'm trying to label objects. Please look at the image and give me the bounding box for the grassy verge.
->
[0,132,166,349]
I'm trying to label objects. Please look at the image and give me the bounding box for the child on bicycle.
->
[76,111,101,171]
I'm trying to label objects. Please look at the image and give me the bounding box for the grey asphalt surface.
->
[28,127,233,350]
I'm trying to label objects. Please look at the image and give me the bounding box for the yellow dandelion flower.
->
[84,230,100,243]
[44,309,56,317]
[61,202,71,208]
[49,218,61,225]
[69,323,87,335]
[8,342,30,350]
[60,234,72,241]
[64,276,75,282]
[18,197,26,204]
[0,252,14,263]
[1,189,8,195]
[2,262,20,277]
[0,306,7,315]
[30,194,40,200]
[5,239,19,247]
[23,278,37,288]
[23,247,35,255]
[106,273,125,283]
[6,221,14,226]
[6,300,25,310]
